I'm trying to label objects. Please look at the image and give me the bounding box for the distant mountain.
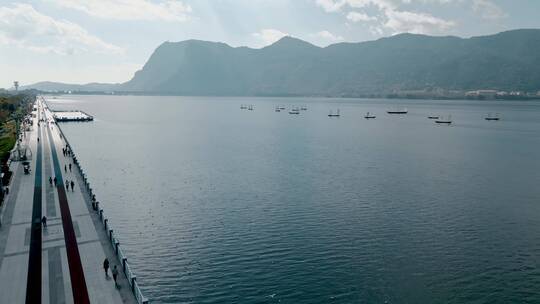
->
[20,81,118,92]
[25,29,540,96]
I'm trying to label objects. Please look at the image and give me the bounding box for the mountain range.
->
[23,29,540,97]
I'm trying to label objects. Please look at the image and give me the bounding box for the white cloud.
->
[316,0,346,12]
[369,25,384,35]
[315,0,456,35]
[314,30,345,42]
[472,0,506,20]
[384,9,455,34]
[252,29,289,46]
[48,0,192,22]
[347,11,377,22]
[0,4,123,55]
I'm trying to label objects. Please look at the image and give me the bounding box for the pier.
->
[0,97,147,303]
[53,110,94,122]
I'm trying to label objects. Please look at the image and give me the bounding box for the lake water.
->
[47,95,540,304]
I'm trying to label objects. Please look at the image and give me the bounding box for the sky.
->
[1,0,540,88]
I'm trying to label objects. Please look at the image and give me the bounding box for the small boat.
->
[240,104,247,109]
[387,108,408,114]
[485,113,500,121]
[300,106,307,111]
[289,108,300,114]
[275,106,281,112]
[364,112,376,119]
[328,109,340,117]
[248,105,254,111]
[279,106,286,110]
[428,115,439,119]
[435,115,452,124]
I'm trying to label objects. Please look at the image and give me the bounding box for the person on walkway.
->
[64,164,67,173]
[112,265,119,287]
[37,137,39,142]
[103,258,110,276]
[4,187,9,196]
[70,180,75,192]
[41,216,47,228]
[49,176,52,185]
[53,177,57,186]
[65,180,69,191]
[69,163,72,172]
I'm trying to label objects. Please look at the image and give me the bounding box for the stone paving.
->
[0,99,137,303]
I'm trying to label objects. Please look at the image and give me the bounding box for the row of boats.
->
[242,105,501,123]
[279,106,308,114]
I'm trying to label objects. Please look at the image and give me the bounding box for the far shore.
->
[39,91,540,101]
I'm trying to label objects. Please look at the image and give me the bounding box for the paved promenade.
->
[0,100,137,303]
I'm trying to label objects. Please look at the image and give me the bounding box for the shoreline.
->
[39,92,540,101]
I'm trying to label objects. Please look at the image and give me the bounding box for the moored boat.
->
[435,115,452,124]
[387,107,408,114]
[289,107,300,114]
[364,112,376,119]
[328,109,340,117]
[485,113,500,121]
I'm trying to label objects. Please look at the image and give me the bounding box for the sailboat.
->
[240,104,247,109]
[275,106,281,112]
[364,112,376,119]
[427,115,439,119]
[328,109,341,117]
[435,115,452,124]
[485,113,500,121]
[248,105,254,111]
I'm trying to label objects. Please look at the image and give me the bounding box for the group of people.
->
[65,179,76,192]
[49,176,75,191]
[103,258,120,287]
[62,146,72,157]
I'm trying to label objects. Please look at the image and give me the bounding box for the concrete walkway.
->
[0,99,137,303]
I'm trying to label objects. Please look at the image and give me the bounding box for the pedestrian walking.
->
[69,163,72,172]
[41,216,47,228]
[103,258,110,276]
[5,187,9,196]
[112,265,119,287]
[49,176,52,185]
[64,164,67,173]
[65,180,69,191]
[70,180,75,191]
[53,177,57,186]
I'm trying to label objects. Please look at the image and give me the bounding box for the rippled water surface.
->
[47,96,540,303]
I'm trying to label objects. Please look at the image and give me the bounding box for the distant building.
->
[466,90,498,99]
[13,81,19,91]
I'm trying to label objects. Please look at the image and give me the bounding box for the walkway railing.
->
[46,99,149,304]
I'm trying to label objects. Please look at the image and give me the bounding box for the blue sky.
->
[1,0,539,88]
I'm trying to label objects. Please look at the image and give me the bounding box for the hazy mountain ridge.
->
[24,29,540,96]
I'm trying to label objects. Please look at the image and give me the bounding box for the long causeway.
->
[0,99,138,303]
